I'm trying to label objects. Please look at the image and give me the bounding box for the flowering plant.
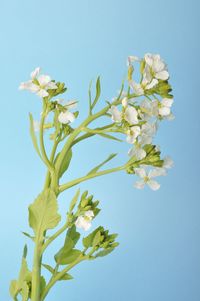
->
[10,53,174,301]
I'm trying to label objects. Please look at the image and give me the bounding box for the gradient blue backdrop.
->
[0,0,199,300]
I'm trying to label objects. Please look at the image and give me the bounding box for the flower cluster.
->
[110,53,174,190]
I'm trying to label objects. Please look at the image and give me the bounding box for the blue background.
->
[0,0,199,300]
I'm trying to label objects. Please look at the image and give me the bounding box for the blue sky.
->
[0,0,199,300]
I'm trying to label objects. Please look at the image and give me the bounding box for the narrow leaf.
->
[58,273,73,281]
[87,154,117,176]
[98,132,123,142]
[55,149,72,179]
[22,232,34,241]
[29,113,42,159]
[91,76,101,110]
[69,189,80,213]
[42,264,55,274]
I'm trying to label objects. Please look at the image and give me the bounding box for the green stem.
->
[59,165,125,193]
[41,255,85,301]
[55,99,122,177]
[31,238,42,301]
[42,221,69,253]
[39,110,53,172]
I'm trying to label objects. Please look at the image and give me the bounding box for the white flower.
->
[163,156,174,169]
[75,210,94,231]
[58,111,75,124]
[124,106,138,124]
[126,126,141,144]
[128,144,146,160]
[134,167,166,191]
[110,105,122,122]
[159,98,173,116]
[129,80,144,96]
[110,97,138,125]
[144,53,169,81]
[139,122,157,145]
[19,67,57,98]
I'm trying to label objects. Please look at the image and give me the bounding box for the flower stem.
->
[31,238,42,301]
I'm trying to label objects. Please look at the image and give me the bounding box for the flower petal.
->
[163,156,174,169]
[149,168,167,178]
[135,167,146,178]
[134,180,145,189]
[147,179,160,190]
[125,106,138,124]
[38,74,51,86]
[37,89,49,98]
[155,70,169,80]
[58,111,75,124]
[30,67,41,79]
[110,106,122,122]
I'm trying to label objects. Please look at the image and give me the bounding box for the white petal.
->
[37,89,49,98]
[75,216,91,231]
[159,107,170,116]
[155,70,169,80]
[163,156,174,169]
[135,167,146,178]
[85,210,94,219]
[161,98,173,107]
[38,74,51,86]
[149,168,166,178]
[125,106,138,124]
[122,97,128,107]
[135,148,146,160]
[110,106,122,122]
[134,180,145,189]
[58,111,75,124]
[129,80,144,95]
[46,81,57,90]
[147,179,160,191]
[145,78,158,90]
[144,53,153,66]
[30,67,41,79]
[126,134,136,144]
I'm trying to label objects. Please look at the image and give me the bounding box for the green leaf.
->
[9,280,18,298]
[92,231,102,247]
[95,247,115,258]
[69,189,80,212]
[23,245,28,259]
[55,225,81,265]
[40,276,46,297]
[29,189,61,238]
[55,149,72,179]
[42,264,55,274]
[21,282,29,301]
[98,133,123,142]
[87,154,117,175]
[55,249,82,265]
[22,232,35,241]
[29,113,42,159]
[91,76,101,110]
[18,258,31,287]
[83,226,104,248]
[58,273,73,281]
